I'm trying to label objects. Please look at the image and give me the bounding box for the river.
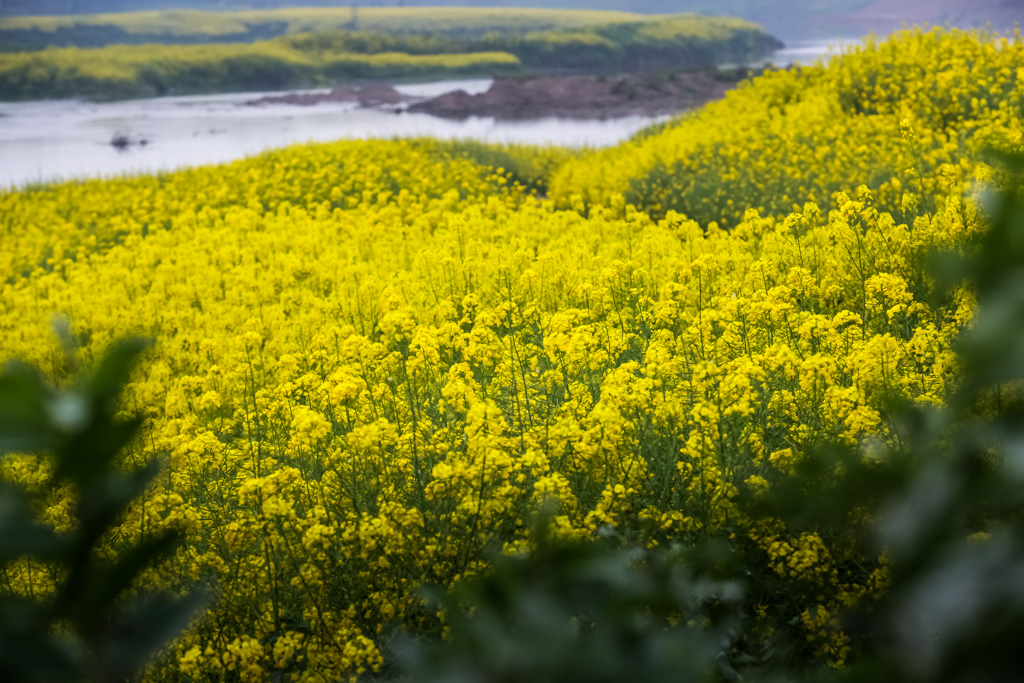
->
[0,40,848,190]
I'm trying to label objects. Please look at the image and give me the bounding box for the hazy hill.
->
[0,0,1018,38]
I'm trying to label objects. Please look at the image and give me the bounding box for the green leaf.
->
[53,416,144,486]
[79,338,151,413]
[78,531,182,617]
[94,591,206,679]
[0,484,64,566]
[0,362,56,454]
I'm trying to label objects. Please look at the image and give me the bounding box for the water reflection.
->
[762,39,856,66]
[0,40,848,190]
[0,80,668,189]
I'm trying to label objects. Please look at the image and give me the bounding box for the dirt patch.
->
[408,70,744,120]
[241,69,750,120]
[245,82,413,108]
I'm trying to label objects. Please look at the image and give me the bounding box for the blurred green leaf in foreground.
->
[0,336,204,683]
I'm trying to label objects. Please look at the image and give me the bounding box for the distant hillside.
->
[822,0,1021,36]
[403,1,1018,39]
[716,0,1020,38]
[0,0,1016,39]
[0,10,782,100]
[0,8,781,55]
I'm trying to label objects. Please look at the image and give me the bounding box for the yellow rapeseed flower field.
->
[552,27,1024,227]
[0,27,1019,681]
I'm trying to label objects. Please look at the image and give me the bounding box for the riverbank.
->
[243,68,748,120]
[0,80,667,189]
[0,10,781,101]
[409,69,746,120]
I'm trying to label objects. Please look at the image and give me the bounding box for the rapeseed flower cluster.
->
[0,27,1016,680]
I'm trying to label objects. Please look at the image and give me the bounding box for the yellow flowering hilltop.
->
[552,27,1024,227]
[0,27,1019,681]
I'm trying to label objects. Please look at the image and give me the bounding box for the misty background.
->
[0,0,1019,39]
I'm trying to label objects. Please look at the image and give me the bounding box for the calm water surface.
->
[0,40,847,190]
[0,79,667,189]
[762,39,855,66]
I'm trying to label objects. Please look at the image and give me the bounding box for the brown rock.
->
[408,70,743,120]
[245,82,413,108]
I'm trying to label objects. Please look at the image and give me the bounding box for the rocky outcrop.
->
[245,83,412,108]
[407,70,744,120]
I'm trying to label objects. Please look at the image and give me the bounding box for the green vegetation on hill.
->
[0,41,520,100]
[5,0,1014,41]
[281,15,780,72]
[0,0,874,23]
[0,1,1015,42]
[0,9,781,100]
[0,7,649,39]
[0,7,779,52]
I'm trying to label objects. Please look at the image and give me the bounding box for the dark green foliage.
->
[0,22,289,53]
[0,337,204,683]
[428,139,580,196]
[290,22,780,75]
[625,145,900,227]
[828,151,1024,683]
[393,522,741,683]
